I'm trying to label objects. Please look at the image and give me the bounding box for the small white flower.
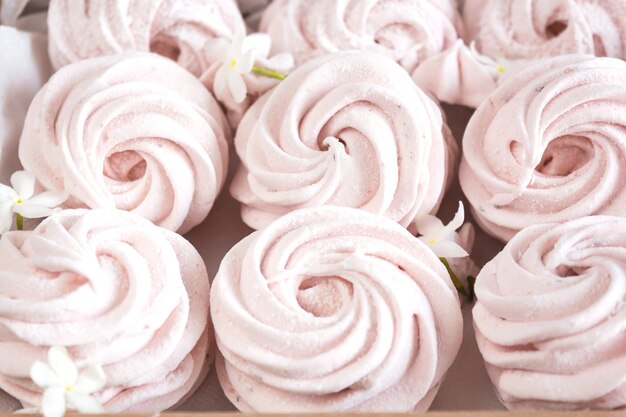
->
[0,171,67,233]
[416,201,469,258]
[205,29,256,103]
[469,41,507,76]
[30,347,106,417]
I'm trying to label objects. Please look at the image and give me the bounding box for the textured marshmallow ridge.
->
[47,0,246,75]
[0,208,212,413]
[231,51,454,230]
[474,216,626,410]
[412,39,498,108]
[259,0,463,72]
[19,53,230,234]
[211,206,463,412]
[460,55,626,241]
[465,0,626,60]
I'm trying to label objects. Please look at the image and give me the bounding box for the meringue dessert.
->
[260,0,462,72]
[460,55,626,241]
[47,0,246,75]
[412,39,499,108]
[18,53,230,234]
[474,215,626,410]
[0,208,212,412]
[231,50,455,230]
[464,0,626,60]
[211,206,463,412]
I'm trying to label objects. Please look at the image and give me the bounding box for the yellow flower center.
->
[230,58,237,69]
[14,196,24,205]
[64,384,73,393]
[428,238,437,246]
[496,65,506,74]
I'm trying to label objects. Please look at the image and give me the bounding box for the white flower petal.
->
[66,393,103,414]
[213,64,231,102]
[228,71,247,103]
[447,201,466,234]
[74,366,106,395]
[41,387,66,417]
[232,28,246,56]
[26,192,67,209]
[434,240,469,258]
[48,347,78,385]
[10,171,35,199]
[0,183,17,201]
[415,214,445,238]
[203,38,230,63]
[13,203,57,219]
[30,361,62,388]
[237,49,255,74]
[0,201,14,234]
[243,33,271,58]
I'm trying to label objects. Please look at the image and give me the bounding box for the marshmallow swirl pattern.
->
[0,209,211,412]
[48,0,246,75]
[231,51,451,230]
[474,216,626,410]
[469,0,626,60]
[460,55,626,241]
[211,206,463,412]
[19,53,230,234]
[260,0,462,72]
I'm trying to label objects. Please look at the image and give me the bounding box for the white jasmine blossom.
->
[205,29,288,104]
[0,171,67,233]
[416,201,469,258]
[30,347,106,417]
[205,29,256,103]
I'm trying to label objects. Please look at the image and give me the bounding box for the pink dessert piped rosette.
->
[231,51,455,230]
[47,0,246,75]
[465,0,626,60]
[260,0,463,72]
[412,39,499,108]
[474,215,626,410]
[19,53,230,234]
[211,206,463,412]
[460,55,626,241]
[0,209,212,412]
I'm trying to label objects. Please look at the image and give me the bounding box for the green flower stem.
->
[16,214,24,231]
[252,66,286,81]
[467,275,476,302]
[440,257,469,298]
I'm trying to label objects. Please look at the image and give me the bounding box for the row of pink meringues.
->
[0,0,625,414]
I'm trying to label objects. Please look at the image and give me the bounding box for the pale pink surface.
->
[0,26,51,184]
[474,216,626,410]
[460,55,626,241]
[47,0,245,75]
[466,0,626,60]
[180,109,506,412]
[0,208,212,412]
[412,39,498,108]
[210,206,462,412]
[461,0,488,41]
[231,51,454,230]
[18,53,230,234]
[260,0,462,72]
